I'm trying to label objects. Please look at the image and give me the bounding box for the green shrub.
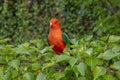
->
[0,0,120,44]
[0,35,120,79]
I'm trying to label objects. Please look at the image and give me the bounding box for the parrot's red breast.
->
[48,18,66,55]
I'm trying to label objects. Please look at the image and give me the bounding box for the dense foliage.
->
[0,0,120,80]
[1,35,120,80]
[0,0,120,43]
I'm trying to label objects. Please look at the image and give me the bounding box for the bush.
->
[0,0,120,44]
[0,35,120,79]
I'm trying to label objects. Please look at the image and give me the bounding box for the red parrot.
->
[48,18,71,55]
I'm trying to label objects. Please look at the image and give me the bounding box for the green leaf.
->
[76,62,87,76]
[23,43,30,49]
[116,71,120,79]
[71,39,78,44]
[86,48,93,55]
[72,64,80,77]
[36,73,46,80]
[0,70,4,79]
[97,49,120,60]
[54,72,65,80]
[11,69,19,78]
[30,39,43,48]
[23,72,35,80]
[36,42,43,49]
[40,46,53,54]
[13,46,29,54]
[93,66,106,80]
[0,38,10,43]
[85,35,93,41]
[55,55,71,62]
[31,63,41,70]
[103,73,115,80]
[0,56,6,63]
[110,61,120,70]
[109,35,120,42]
[42,61,55,70]
[0,45,13,55]
[112,45,120,53]
[69,57,78,67]
[4,72,11,80]
[9,60,20,71]
[30,39,40,44]
[85,57,103,70]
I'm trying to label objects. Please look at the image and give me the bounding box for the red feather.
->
[48,18,66,55]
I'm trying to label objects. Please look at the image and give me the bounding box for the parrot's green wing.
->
[62,32,72,45]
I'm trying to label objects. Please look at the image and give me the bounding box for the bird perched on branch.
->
[48,18,72,55]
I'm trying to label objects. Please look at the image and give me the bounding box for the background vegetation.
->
[0,0,120,80]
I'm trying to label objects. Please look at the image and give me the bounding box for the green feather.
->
[62,32,72,44]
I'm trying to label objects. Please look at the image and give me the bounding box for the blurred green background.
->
[0,0,120,44]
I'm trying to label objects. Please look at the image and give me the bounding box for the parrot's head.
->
[49,18,60,29]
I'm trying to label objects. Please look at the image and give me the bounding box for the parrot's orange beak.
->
[50,22,53,28]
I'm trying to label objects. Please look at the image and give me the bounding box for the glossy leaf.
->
[103,73,115,80]
[36,73,46,80]
[31,63,41,70]
[69,57,78,67]
[23,72,35,80]
[109,35,120,43]
[76,62,87,76]
[93,66,106,80]
[110,61,120,70]
[8,60,20,71]
[42,61,55,70]
[97,49,120,60]
[55,55,71,62]
[85,57,103,70]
